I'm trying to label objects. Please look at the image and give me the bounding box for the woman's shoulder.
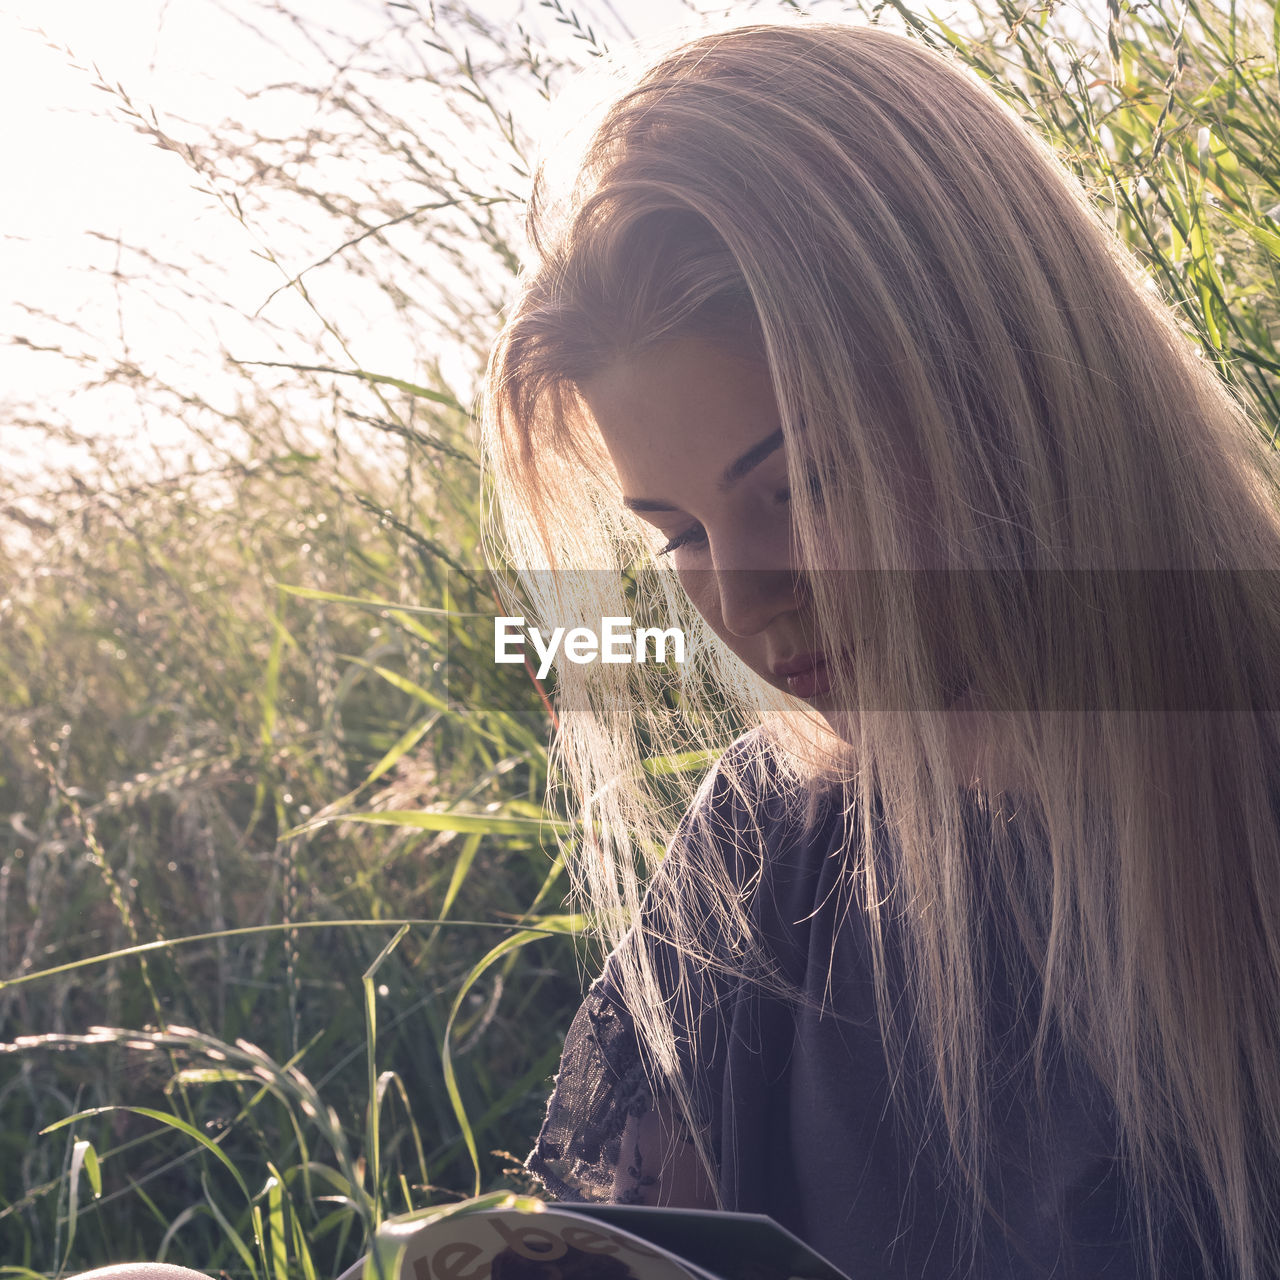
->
[667,726,847,892]
[689,725,835,823]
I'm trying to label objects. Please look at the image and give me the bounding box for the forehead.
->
[576,337,781,498]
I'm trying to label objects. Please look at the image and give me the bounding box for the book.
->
[354,1191,854,1280]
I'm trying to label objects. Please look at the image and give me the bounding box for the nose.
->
[712,565,803,636]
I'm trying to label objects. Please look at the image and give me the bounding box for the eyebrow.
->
[621,428,785,514]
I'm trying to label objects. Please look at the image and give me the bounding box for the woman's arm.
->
[610,1096,717,1208]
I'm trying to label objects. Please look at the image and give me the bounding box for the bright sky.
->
[0,0,707,489]
[0,0,1108,496]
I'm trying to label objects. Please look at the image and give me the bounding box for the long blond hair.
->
[483,19,1280,1277]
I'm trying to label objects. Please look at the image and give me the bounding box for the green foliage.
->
[0,404,582,1271]
[896,0,1280,430]
[2,0,1278,1274]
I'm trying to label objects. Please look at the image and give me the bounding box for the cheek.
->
[674,568,757,665]
[675,566,722,630]
[676,567,742,645]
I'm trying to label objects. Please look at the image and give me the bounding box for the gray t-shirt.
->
[527,734,1218,1278]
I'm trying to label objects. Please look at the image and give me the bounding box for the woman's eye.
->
[657,524,708,557]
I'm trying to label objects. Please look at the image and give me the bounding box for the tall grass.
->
[909,0,1280,425]
[0,393,584,1272]
[2,0,1277,1274]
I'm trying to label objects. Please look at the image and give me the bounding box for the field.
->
[2,0,1278,1273]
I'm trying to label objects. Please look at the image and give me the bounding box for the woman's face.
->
[580,336,1006,783]
[578,336,839,710]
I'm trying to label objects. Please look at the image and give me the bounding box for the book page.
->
[384,1205,703,1280]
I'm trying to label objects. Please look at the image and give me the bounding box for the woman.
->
[483,18,1280,1280]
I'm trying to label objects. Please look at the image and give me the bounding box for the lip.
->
[771,651,832,698]
[771,651,829,678]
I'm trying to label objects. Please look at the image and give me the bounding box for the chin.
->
[815,706,858,745]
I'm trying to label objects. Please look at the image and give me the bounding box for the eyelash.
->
[656,466,824,558]
[657,525,708,557]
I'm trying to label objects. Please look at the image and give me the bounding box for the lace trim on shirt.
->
[526,979,717,1205]
[524,982,658,1202]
